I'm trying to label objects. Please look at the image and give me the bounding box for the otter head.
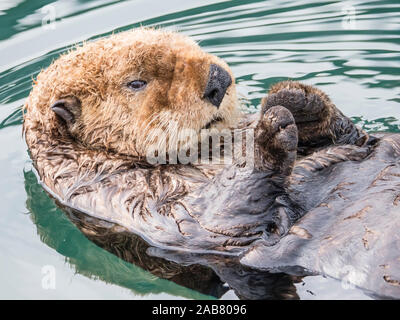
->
[36,28,239,160]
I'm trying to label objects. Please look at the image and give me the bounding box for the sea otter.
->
[23,28,400,298]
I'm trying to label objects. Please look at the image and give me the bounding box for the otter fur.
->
[23,28,400,298]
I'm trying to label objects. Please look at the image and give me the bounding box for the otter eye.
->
[127,80,147,91]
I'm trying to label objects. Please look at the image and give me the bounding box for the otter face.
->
[41,28,239,159]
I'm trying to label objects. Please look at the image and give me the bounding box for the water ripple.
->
[0,0,399,300]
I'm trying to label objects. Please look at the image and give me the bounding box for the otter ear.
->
[51,96,81,125]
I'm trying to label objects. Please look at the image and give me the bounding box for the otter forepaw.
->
[261,81,330,126]
[263,88,327,124]
[258,106,298,153]
[255,106,298,175]
[261,81,370,151]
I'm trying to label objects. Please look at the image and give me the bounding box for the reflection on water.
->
[0,0,399,299]
[24,169,218,300]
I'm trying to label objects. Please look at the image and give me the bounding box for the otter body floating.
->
[23,28,400,298]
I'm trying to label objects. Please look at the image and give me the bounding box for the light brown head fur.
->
[24,28,240,159]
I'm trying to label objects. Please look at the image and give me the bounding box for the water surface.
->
[0,0,399,299]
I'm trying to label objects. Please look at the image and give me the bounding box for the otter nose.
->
[203,64,232,108]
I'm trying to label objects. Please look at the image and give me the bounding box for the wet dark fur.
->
[24,170,303,299]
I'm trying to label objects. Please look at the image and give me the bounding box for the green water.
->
[0,0,399,299]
